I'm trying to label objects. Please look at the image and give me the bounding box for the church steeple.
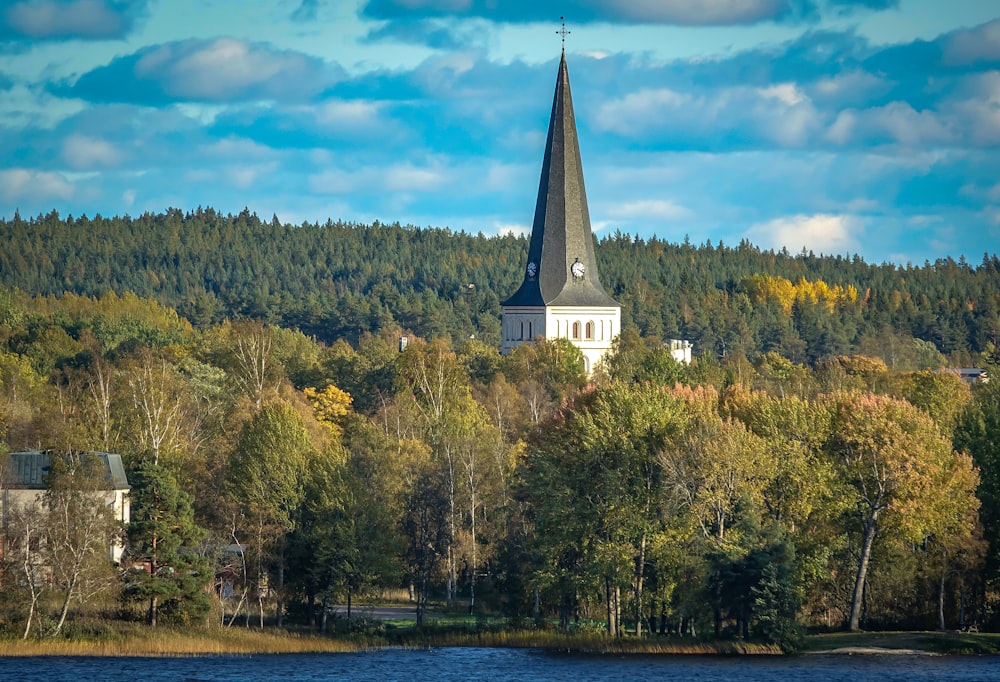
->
[500,50,621,372]
[501,53,619,309]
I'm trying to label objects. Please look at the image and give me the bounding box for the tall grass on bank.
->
[0,623,361,657]
[387,627,781,654]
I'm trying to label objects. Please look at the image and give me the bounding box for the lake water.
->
[1,647,998,681]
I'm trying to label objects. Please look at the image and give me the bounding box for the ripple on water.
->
[2,649,998,682]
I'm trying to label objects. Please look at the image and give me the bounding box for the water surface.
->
[1,647,997,681]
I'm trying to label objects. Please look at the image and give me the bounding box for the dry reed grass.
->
[0,627,361,657]
[394,629,781,654]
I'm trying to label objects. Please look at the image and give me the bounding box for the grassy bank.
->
[0,623,362,657]
[4,619,998,657]
[389,628,780,654]
[804,631,1000,655]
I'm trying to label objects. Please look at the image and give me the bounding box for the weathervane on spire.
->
[557,16,570,52]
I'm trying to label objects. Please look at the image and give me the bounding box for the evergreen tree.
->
[123,461,211,626]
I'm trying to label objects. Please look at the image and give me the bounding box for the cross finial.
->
[557,16,570,53]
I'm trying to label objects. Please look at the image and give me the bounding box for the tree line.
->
[1,284,999,645]
[1,208,998,367]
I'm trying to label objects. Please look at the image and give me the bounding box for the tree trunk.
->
[258,590,265,629]
[53,573,77,635]
[149,528,159,626]
[635,534,646,636]
[416,577,427,628]
[447,450,457,609]
[615,585,622,637]
[320,593,329,634]
[605,576,618,636]
[20,524,38,640]
[959,583,966,629]
[849,515,879,631]
[938,563,947,631]
[276,560,285,629]
[469,486,477,615]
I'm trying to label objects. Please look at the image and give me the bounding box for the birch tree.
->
[43,452,120,636]
[823,392,968,631]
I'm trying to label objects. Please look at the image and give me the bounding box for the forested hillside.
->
[2,208,998,366]
[2,208,1000,644]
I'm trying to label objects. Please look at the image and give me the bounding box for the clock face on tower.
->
[526,261,538,279]
[571,261,585,279]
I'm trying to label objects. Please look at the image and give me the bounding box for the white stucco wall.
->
[501,304,621,373]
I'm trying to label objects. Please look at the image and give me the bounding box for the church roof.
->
[502,53,619,309]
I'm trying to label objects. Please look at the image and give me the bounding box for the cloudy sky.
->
[1,0,999,265]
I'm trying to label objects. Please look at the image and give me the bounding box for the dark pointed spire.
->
[502,53,619,308]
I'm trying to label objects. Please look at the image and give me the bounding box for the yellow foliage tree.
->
[303,384,353,436]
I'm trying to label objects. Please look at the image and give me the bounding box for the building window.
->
[585,321,594,340]
[572,321,581,339]
[519,321,524,340]
[528,321,533,339]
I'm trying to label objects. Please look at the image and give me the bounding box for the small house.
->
[0,450,131,563]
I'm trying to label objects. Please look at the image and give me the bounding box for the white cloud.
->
[308,168,355,194]
[202,136,276,160]
[606,199,692,221]
[811,71,888,106]
[128,38,339,101]
[603,0,788,25]
[942,19,1000,66]
[227,165,271,189]
[495,222,529,238]
[314,100,383,130]
[307,162,449,195]
[385,164,446,192]
[61,134,122,169]
[4,0,128,39]
[122,188,135,207]
[0,168,74,201]
[826,102,953,147]
[758,83,806,107]
[744,213,863,254]
[595,84,820,147]
[595,88,692,137]
[936,72,1000,145]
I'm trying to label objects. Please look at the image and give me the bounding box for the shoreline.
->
[0,628,996,658]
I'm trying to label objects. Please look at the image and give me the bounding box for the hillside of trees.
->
[2,208,998,366]
[1,208,999,645]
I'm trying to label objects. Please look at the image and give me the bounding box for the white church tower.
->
[501,51,621,373]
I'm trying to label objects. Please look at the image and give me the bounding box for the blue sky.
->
[1,0,999,265]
